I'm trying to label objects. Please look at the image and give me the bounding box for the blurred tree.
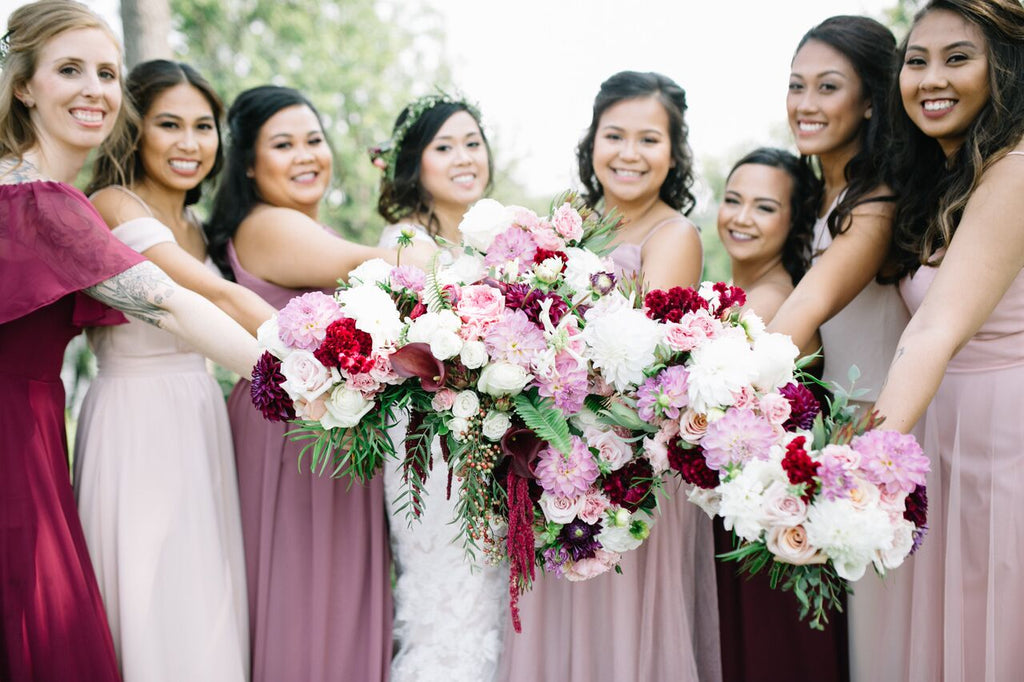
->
[882,0,921,39]
[122,0,173,67]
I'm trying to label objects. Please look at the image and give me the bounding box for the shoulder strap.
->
[1006,151,1024,157]
[94,185,155,217]
[639,215,694,248]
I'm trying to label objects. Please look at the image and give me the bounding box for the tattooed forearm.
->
[85,261,177,327]
[0,156,43,184]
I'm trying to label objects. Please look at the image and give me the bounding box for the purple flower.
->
[251,351,295,422]
[389,265,425,292]
[484,227,537,273]
[484,310,548,369]
[590,271,617,296]
[558,518,602,561]
[535,436,600,497]
[816,446,856,501]
[543,545,570,575]
[536,353,589,413]
[276,292,343,351]
[701,408,777,470]
[636,366,689,421]
[521,289,569,326]
[852,429,929,495]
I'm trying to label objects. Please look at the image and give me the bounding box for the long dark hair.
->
[725,147,821,285]
[889,0,1024,278]
[87,59,224,206]
[577,71,696,215]
[795,16,897,238]
[376,101,492,236]
[205,85,326,279]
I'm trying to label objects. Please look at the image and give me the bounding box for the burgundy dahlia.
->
[779,382,821,431]
[521,289,568,326]
[602,458,655,512]
[903,484,928,528]
[503,283,531,309]
[667,440,719,489]
[781,436,819,502]
[314,318,375,375]
[250,351,295,422]
[558,518,602,561]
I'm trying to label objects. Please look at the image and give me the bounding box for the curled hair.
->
[87,60,224,206]
[376,101,492,236]
[795,16,897,237]
[205,85,327,279]
[725,147,822,285]
[888,0,1024,278]
[577,71,696,215]
[0,0,136,176]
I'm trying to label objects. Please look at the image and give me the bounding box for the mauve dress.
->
[225,240,392,682]
[499,218,722,682]
[899,250,1024,682]
[0,181,143,682]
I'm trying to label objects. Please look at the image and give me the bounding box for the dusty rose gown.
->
[899,252,1024,682]
[0,181,143,682]
[225,240,392,682]
[499,218,721,682]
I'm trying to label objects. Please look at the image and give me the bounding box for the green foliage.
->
[512,392,572,455]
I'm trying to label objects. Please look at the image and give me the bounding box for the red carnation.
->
[314,317,375,375]
[644,286,707,323]
[602,458,655,512]
[667,440,719,489]
[781,436,819,502]
[710,282,746,316]
[533,248,568,267]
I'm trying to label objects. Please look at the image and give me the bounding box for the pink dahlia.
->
[484,310,547,369]
[700,407,777,470]
[852,429,929,494]
[535,436,600,498]
[636,365,689,421]
[276,292,343,351]
[484,227,537,273]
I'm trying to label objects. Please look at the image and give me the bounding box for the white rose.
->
[257,316,292,359]
[320,384,374,429]
[538,492,584,524]
[481,410,512,441]
[429,330,464,361]
[336,285,403,349]
[347,258,393,286]
[459,340,489,369]
[280,350,338,402]
[448,417,470,441]
[563,247,609,298]
[451,390,481,419]
[750,332,799,392]
[438,253,486,287]
[876,518,915,572]
[477,362,532,396]
[458,198,516,251]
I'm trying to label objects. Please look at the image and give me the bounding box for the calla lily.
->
[389,342,446,392]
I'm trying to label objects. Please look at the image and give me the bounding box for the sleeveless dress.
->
[812,205,916,682]
[378,223,507,682]
[72,202,249,681]
[499,217,722,682]
[226,239,392,682]
[0,181,144,682]
[900,206,1024,681]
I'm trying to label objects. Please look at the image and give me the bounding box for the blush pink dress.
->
[499,217,721,682]
[899,249,1024,682]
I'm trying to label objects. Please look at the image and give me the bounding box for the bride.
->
[373,93,507,681]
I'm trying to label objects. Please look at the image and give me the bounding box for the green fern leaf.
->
[513,392,572,454]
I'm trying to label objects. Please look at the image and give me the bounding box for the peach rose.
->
[765,525,828,565]
[563,549,621,582]
[679,408,709,444]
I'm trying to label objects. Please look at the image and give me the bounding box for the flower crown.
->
[369,90,481,183]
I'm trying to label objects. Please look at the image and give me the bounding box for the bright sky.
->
[3,0,897,201]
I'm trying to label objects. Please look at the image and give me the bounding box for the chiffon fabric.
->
[899,254,1024,682]
[379,224,507,682]
[499,217,722,682]
[0,181,143,682]
[226,239,392,682]
[811,207,916,682]
[73,214,249,681]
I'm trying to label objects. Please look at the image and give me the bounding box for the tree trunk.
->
[120,0,173,69]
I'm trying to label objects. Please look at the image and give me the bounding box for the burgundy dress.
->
[225,241,392,682]
[0,181,144,682]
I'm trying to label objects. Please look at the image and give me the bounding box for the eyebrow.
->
[267,130,321,141]
[725,190,783,205]
[432,131,482,141]
[600,124,665,135]
[906,40,981,52]
[153,112,215,121]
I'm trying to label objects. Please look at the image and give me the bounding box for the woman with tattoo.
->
[0,2,259,680]
[874,1,1024,678]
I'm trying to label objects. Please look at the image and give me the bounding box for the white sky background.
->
[4,0,895,202]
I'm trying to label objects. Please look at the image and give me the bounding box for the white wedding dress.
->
[379,224,507,682]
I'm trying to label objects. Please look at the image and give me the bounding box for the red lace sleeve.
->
[0,181,146,324]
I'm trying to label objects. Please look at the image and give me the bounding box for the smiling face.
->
[138,82,219,194]
[787,39,872,164]
[591,95,674,207]
[900,9,990,157]
[250,104,332,217]
[19,27,123,158]
[418,110,489,213]
[717,163,794,268]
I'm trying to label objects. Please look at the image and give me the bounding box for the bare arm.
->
[768,192,893,355]
[85,261,260,379]
[640,219,703,290]
[874,154,1024,432]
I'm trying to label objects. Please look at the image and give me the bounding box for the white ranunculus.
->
[451,390,481,419]
[406,310,461,343]
[257,316,292,359]
[718,474,770,543]
[448,416,471,441]
[562,247,609,298]
[876,518,915,572]
[739,308,767,340]
[597,512,654,553]
[280,350,339,402]
[686,334,759,413]
[458,198,516,251]
[481,410,512,441]
[582,304,663,391]
[459,340,489,369]
[538,492,584,524]
[337,285,403,349]
[429,331,464,360]
[347,258,393,286]
[477,361,532,396]
[687,487,722,519]
[320,384,374,429]
[750,332,799,392]
[804,498,893,581]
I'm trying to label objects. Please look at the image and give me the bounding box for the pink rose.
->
[431,388,457,411]
[551,203,584,242]
[578,490,611,524]
[662,309,720,352]
[760,481,808,526]
[457,284,505,325]
[347,372,381,395]
[759,392,793,426]
[878,488,909,514]
[539,492,584,524]
[563,549,621,582]
[368,352,400,384]
[280,350,337,402]
[583,426,632,471]
[820,444,860,469]
[679,408,709,444]
[765,525,828,565]
[511,206,542,231]
[731,385,758,410]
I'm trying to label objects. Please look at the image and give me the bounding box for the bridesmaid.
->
[204,85,430,682]
[766,17,912,682]
[874,1,1024,679]
[0,2,259,680]
[501,70,719,682]
[714,148,848,682]
[74,59,273,681]
[374,94,508,681]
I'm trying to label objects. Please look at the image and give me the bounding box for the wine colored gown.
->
[0,181,143,682]
[226,239,392,682]
[73,211,249,681]
[899,247,1024,682]
[499,217,722,682]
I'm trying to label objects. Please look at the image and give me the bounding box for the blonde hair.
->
[0,0,137,179]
